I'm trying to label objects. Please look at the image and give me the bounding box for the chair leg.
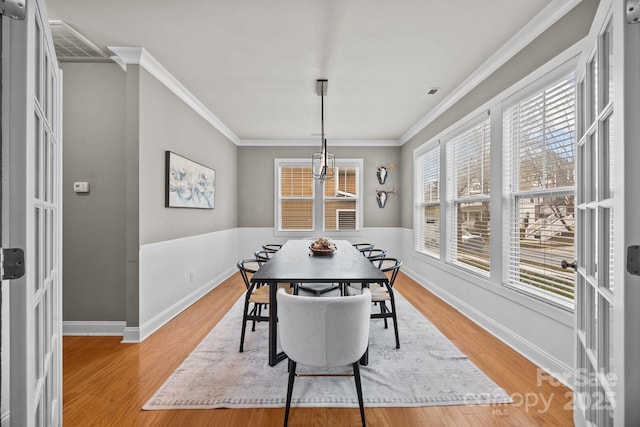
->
[388,292,400,349]
[239,295,252,352]
[284,360,297,427]
[253,304,261,331]
[380,302,388,329]
[352,362,366,427]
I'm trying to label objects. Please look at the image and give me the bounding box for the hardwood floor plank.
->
[63,272,574,426]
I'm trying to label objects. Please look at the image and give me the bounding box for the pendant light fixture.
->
[312,79,335,183]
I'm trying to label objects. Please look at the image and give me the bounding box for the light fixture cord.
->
[321,81,325,150]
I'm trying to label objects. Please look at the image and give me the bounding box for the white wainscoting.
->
[397,227,574,388]
[61,224,574,388]
[134,228,238,342]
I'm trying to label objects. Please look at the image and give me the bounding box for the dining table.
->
[250,239,389,366]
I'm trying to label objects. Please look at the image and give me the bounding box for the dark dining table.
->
[250,239,389,366]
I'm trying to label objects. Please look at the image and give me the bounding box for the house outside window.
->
[445,116,491,275]
[276,158,362,234]
[503,71,576,307]
[415,144,440,258]
[413,49,579,308]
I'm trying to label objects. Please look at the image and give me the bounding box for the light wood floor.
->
[63,272,574,426]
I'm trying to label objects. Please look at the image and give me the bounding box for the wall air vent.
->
[49,20,111,62]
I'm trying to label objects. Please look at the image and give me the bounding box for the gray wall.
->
[400,0,599,227]
[62,63,127,321]
[138,69,238,245]
[238,145,401,228]
[61,63,239,324]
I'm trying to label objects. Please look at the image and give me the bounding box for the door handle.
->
[561,259,577,271]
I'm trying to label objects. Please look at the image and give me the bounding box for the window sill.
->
[412,250,574,327]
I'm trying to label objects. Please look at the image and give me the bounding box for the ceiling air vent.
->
[49,20,111,62]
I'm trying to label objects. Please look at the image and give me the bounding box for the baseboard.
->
[134,266,237,343]
[121,327,140,343]
[401,265,574,389]
[62,321,126,336]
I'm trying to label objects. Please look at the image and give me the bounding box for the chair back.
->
[237,259,261,290]
[254,249,274,265]
[262,243,282,252]
[277,288,371,368]
[352,243,374,252]
[377,258,402,287]
[362,248,387,266]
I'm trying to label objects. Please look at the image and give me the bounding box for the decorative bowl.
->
[309,246,336,256]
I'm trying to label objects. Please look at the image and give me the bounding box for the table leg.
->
[268,282,287,366]
[268,282,278,366]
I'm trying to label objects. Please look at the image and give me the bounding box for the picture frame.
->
[165,151,215,209]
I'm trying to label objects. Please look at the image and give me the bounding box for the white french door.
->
[574,0,640,425]
[1,0,63,425]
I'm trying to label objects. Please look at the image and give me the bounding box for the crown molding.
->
[109,0,582,150]
[237,138,401,147]
[398,0,584,145]
[108,46,241,145]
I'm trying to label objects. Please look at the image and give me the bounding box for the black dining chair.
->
[237,259,294,352]
[296,239,340,295]
[347,257,402,349]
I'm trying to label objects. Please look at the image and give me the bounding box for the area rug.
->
[143,290,512,409]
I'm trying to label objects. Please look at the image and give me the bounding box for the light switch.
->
[73,182,90,193]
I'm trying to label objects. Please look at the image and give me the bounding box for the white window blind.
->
[503,72,576,306]
[446,117,491,274]
[415,145,440,257]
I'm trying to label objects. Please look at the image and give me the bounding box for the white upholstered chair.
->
[277,288,372,427]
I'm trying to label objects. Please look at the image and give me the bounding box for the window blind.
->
[279,166,314,231]
[276,160,361,233]
[415,145,440,257]
[503,72,576,305]
[446,117,491,274]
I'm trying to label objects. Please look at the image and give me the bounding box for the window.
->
[324,164,360,231]
[276,159,362,234]
[415,144,440,257]
[446,117,491,275]
[413,48,580,308]
[503,72,575,307]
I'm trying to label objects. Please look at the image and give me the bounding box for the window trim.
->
[414,142,442,259]
[502,68,577,310]
[274,158,363,237]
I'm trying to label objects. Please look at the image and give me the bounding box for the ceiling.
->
[45,0,558,144]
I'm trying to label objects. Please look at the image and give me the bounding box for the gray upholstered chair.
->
[277,288,372,427]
